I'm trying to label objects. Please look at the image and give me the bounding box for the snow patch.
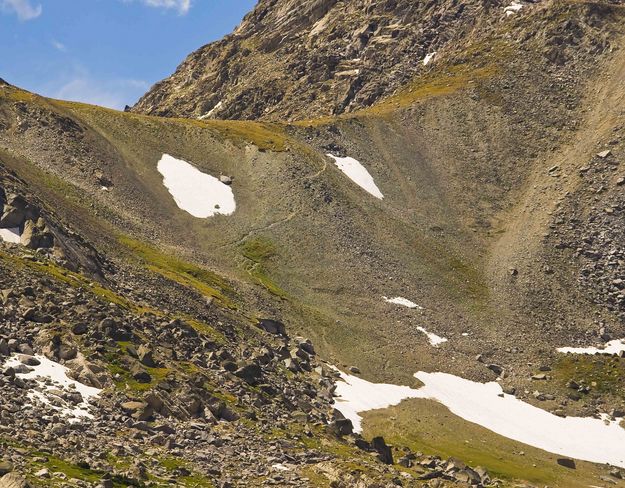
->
[333,367,625,467]
[383,296,422,309]
[157,154,236,218]
[416,326,448,346]
[557,339,625,355]
[199,101,223,120]
[333,369,423,433]
[3,355,101,422]
[504,1,524,16]
[413,371,625,468]
[0,227,21,244]
[327,154,384,199]
[423,52,437,66]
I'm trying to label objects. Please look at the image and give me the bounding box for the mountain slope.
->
[132,0,519,120]
[2,0,625,486]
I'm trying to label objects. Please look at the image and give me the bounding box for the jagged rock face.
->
[132,0,503,121]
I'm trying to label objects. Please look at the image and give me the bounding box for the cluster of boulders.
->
[0,237,499,487]
[547,142,625,323]
[0,187,53,250]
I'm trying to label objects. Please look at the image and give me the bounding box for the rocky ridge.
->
[132,0,625,122]
[132,0,512,121]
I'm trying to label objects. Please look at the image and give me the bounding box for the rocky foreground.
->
[0,184,496,487]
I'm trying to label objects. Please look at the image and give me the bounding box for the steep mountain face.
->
[133,0,508,121]
[3,0,625,486]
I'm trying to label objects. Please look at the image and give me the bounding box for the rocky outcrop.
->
[132,0,509,121]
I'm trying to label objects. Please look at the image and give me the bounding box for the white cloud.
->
[54,77,150,110]
[51,39,66,52]
[1,0,42,20]
[126,0,191,15]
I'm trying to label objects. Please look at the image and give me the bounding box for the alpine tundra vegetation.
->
[2,0,625,487]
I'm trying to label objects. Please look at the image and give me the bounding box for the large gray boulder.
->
[0,473,32,488]
[0,195,28,228]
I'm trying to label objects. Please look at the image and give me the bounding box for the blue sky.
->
[0,0,256,109]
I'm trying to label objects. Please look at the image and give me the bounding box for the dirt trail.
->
[487,42,625,315]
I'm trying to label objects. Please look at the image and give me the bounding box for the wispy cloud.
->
[54,77,149,110]
[1,0,42,20]
[124,0,192,15]
[51,39,66,52]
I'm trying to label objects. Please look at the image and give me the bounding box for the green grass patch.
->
[104,345,171,392]
[118,235,236,308]
[47,92,288,153]
[0,250,133,309]
[156,457,215,487]
[239,236,287,298]
[191,119,288,153]
[178,316,227,344]
[552,354,625,399]
[363,398,609,488]
[29,453,140,487]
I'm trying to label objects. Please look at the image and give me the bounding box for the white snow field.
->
[3,354,101,421]
[157,154,236,218]
[416,326,448,346]
[333,368,625,467]
[333,369,423,433]
[557,339,625,355]
[0,227,21,244]
[383,296,422,309]
[327,154,384,199]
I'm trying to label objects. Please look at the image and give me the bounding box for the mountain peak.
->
[132,0,507,121]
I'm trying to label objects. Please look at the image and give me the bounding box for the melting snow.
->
[423,52,437,66]
[557,339,625,355]
[333,369,423,433]
[383,296,422,309]
[327,154,384,200]
[416,326,448,346]
[413,371,625,468]
[157,154,236,218]
[0,227,21,244]
[3,355,101,421]
[504,1,524,16]
[333,368,625,467]
[199,101,224,120]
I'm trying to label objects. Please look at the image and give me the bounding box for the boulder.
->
[234,363,263,385]
[20,219,53,249]
[138,345,157,367]
[18,355,40,366]
[371,436,393,465]
[257,319,286,336]
[557,458,576,469]
[58,344,77,361]
[0,473,32,488]
[0,461,12,476]
[487,364,503,376]
[131,364,152,383]
[71,323,88,335]
[329,409,353,436]
[284,358,300,373]
[0,195,28,228]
